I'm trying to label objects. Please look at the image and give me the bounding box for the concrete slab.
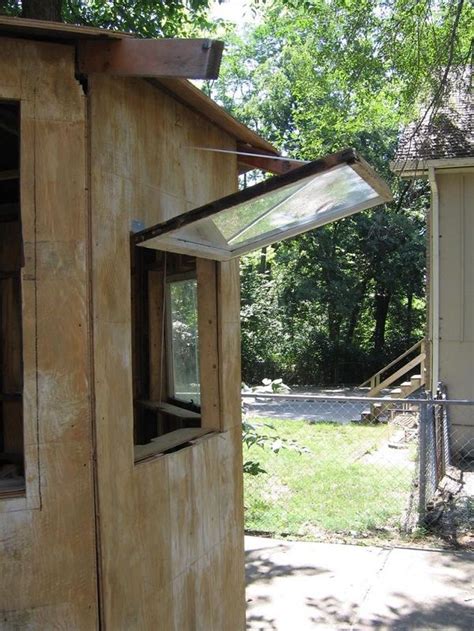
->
[246,536,474,630]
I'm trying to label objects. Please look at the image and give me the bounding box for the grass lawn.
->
[243,417,417,539]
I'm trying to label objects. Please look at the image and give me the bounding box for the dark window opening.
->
[132,247,207,460]
[0,101,24,497]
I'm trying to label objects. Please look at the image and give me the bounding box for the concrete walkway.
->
[246,536,474,630]
[242,388,369,424]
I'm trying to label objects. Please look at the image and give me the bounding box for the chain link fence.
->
[419,392,474,543]
[242,392,474,543]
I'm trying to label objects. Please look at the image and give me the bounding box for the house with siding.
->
[392,68,474,461]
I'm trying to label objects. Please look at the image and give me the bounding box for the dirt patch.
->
[360,440,415,467]
[424,468,474,550]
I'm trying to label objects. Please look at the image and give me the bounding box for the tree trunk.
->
[327,303,342,383]
[373,289,391,354]
[22,0,63,21]
[405,290,413,342]
[345,280,368,344]
[259,247,267,275]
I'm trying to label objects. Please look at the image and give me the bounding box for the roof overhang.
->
[152,78,279,159]
[391,157,474,178]
[76,38,224,81]
[0,15,280,169]
[0,14,127,40]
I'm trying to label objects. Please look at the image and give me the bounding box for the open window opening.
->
[130,148,392,461]
[131,248,213,462]
[0,101,24,497]
[133,148,393,260]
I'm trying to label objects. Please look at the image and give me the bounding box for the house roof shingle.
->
[393,68,473,172]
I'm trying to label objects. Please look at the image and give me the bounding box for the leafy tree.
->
[205,0,472,384]
[0,0,217,36]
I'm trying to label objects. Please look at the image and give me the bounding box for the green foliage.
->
[242,418,309,475]
[238,191,428,385]
[248,0,473,138]
[242,383,308,476]
[1,0,215,36]
[205,0,473,384]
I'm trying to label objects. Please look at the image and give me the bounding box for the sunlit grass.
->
[244,418,416,538]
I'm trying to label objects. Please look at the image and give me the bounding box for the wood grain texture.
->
[218,259,242,432]
[89,74,245,629]
[0,38,98,627]
[197,258,220,430]
[0,14,126,40]
[77,38,224,80]
[236,143,304,175]
[148,269,165,401]
[157,77,278,156]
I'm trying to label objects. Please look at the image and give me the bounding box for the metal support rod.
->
[241,393,474,405]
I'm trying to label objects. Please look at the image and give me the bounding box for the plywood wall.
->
[0,39,98,628]
[438,170,474,450]
[89,75,245,629]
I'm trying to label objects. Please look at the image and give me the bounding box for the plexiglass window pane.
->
[224,165,377,247]
[169,279,200,406]
[212,179,304,241]
[135,149,392,261]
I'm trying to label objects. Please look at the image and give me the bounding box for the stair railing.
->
[360,339,426,397]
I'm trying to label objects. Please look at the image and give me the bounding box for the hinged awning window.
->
[133,148,392,261]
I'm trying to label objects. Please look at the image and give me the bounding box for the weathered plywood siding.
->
[438,170,474,448]
[89,76,245,629]
[0,39,98,628]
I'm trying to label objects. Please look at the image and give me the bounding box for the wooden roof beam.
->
[236,144,305,175]
[77,38,224,80]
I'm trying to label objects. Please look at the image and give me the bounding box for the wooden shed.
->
[0,16,391,629]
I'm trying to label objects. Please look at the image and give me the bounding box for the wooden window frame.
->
[132,248,220,464]
[0,99,24,501]
[0,98,40,512]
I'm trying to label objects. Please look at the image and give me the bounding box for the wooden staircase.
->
[359,340,426,423]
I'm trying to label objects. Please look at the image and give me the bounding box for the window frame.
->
[132,148,393,261]
[132,250,220,464]
[0,99,25,501]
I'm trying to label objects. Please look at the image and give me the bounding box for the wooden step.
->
[390,388,403,399]
[410,374,422,388]
[373,405,392,423]
[370,403,382,422]
[359,400,392,423]
[401,381,412,396]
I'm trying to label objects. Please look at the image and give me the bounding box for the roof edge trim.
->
[391,157,474,177]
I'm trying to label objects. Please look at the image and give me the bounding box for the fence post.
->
[443,402,451,469]
[418,401,428,522]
